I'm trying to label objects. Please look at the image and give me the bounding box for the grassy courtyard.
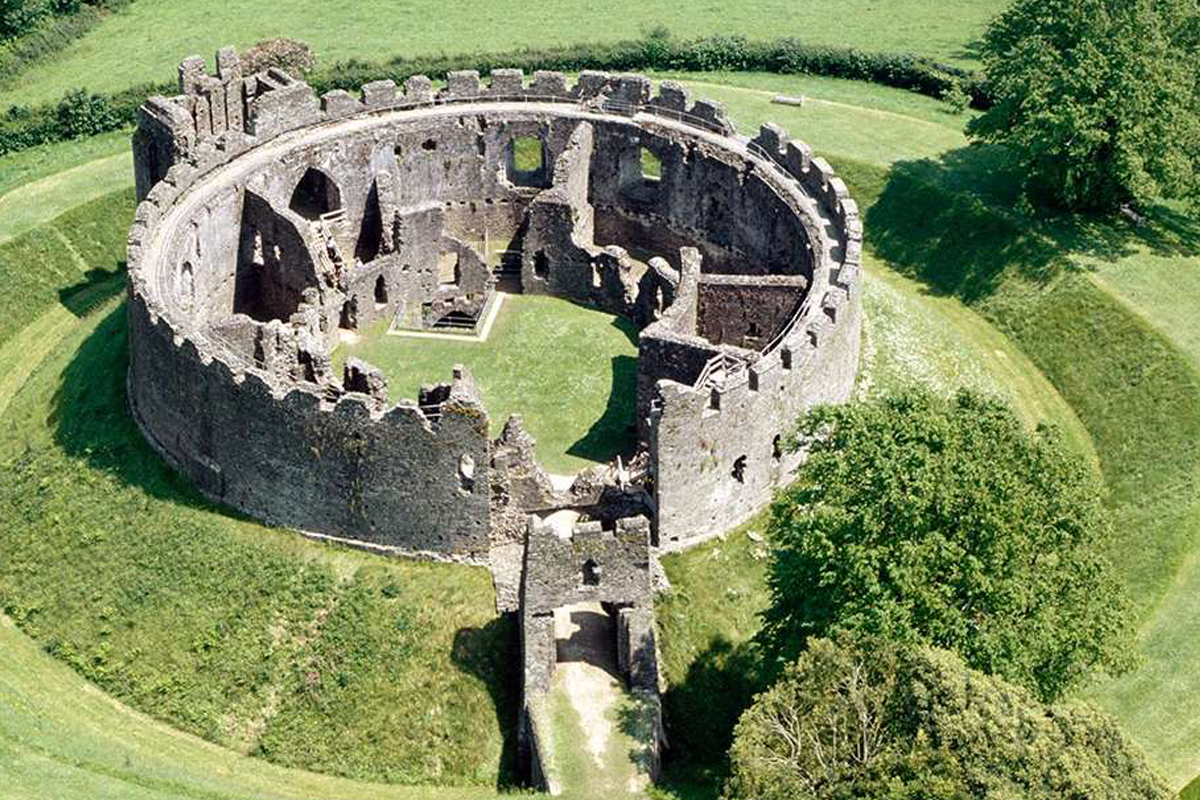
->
[334,294,640,475]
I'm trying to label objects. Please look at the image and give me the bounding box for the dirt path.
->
[546,602,652,799]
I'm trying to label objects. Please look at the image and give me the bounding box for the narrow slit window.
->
[641,147,662,181]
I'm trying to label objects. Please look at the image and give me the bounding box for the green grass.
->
[645,74,1200,794]
[334,295,640,474]
[0,294,519,788]
[0,129,129,210]
[2,68,1199,797]
[0,188,135,349]
[0,616,513,800]
[542,666,655,800]
[512,136,544,173]
[0,0,1004,108]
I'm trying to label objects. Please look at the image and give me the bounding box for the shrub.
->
[725,638,1170,800]
[0,32,995,158]
[55,88,120,138]
[0,0,51,41]
[759,389,1136,702]
[0,1,130,90]
[241,37,316,78]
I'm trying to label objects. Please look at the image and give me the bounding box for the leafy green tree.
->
[724,638,1169,800]
[968,0,1200,211]
[760,389,1134,701]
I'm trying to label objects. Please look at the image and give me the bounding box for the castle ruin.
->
[127,48,862,786]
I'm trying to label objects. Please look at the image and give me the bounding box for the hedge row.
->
[0,33,990,158]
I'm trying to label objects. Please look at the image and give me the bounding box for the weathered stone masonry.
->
[128,54,862,561]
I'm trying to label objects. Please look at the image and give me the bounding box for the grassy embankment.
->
[0,151,520,795]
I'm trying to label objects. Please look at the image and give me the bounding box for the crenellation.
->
[686,98,735,136]
[403,74,434,103]
[361,79,397,109]
[320,89,363,119]
[178,55,207,95]
[649,80,689,112]
[530,70,568,97]
[445,69,482,97]
[574,70,615,99]
[612,74,652,105]
[487,68,525,96]
[753,122,789,154]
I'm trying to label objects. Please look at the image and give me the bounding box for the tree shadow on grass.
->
[57,263,126,318]
[566,353,639,465]
[657,635,767,800]
[48,301,237,515]
[865,144,1200,304]
[451,615,523,790]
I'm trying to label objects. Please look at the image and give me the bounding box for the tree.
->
[759,389,1134,702]
[967,0,1200,211]
[724,638,1169,800]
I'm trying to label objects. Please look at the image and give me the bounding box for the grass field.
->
[2,67,1199,799]
[0,0,1005,108]
[0,292,519,790]
[333,295,640,474]
[0,615,510,800]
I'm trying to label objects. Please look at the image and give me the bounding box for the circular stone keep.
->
[127,57,862,561]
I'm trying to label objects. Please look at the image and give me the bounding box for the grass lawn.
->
[0,614,512,800]
[0,129,129,213]
[0,293,520,789]
[333,295,640,475]
[2,69,1199,797]
[0,0,1004,108]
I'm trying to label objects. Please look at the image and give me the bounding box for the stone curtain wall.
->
[128,49,859,559]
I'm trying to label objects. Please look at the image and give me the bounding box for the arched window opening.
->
[179,261,195,308]
[732,455,747,484]
[339,296,358,330]
[582,558,601,587]
[438,252,462,286]
[458,453,475,494]
[533,250,549,279]
[374,274,388,305]
[298,351,317,384]
[288,167,342,220]
[772,435,783,461]
[641,146,662,181]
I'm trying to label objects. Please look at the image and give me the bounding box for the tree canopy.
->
[967,0,1200,211]
[724,638,1169,800]
[759,389,1134,702]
